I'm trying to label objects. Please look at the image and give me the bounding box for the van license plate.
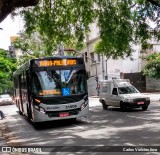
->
[137,101,144,105]
[59,112,69,117]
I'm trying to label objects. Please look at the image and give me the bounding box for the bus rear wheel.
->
[18,103,22,115]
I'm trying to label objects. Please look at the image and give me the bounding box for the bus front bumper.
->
[33,104,89,123]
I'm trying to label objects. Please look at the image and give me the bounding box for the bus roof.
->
[32,55,82,60]
[13,56,84,76]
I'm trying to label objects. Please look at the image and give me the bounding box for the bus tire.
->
[33,122,41,129]
[18,102,23,115]
[27,105,32,119]
[102,100,108,110]
[18,110,23,115]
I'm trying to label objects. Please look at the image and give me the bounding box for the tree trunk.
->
[0,0,39,23]
[147,0,160,6]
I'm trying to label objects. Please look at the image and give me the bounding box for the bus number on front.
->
[65,105,77,109]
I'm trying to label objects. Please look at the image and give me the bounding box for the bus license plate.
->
[137,101,144,105]
[59,112,69,117]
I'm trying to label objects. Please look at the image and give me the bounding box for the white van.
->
[99,79,150,111]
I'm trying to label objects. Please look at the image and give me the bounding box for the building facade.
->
[80,23,160,96]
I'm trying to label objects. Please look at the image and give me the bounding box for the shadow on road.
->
[1,101,160,155]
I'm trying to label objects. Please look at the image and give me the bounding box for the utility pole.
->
[94,59,99,96]
[82,53,99,96]
[58,42,64,56]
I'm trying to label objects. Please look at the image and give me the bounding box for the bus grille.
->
[46,108,81,117]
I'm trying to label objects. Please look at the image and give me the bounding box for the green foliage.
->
[13,33,50,65]
[95,0,159,59]
[0,49,17,93]
[19,0,95,55]
[142,53,160,78]
[14,0,160,61]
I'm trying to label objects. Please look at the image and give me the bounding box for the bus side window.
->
[32,74,41,94]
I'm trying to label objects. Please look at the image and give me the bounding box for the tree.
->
[95,0,159,59]
[0,0,159,23]
[5,0,160,63]
[13,33,47,65]
[16,0,95,56]
[142,53,160,79]
[18,0,160,59]
[0,0,39,23]
[0,49,17,93]
[147,0,160,6]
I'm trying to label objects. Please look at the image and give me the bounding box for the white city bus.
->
[13,56,89,127]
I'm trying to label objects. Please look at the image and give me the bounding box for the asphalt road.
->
[0,98,160,155]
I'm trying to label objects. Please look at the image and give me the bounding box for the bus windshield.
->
[32,68,87,97]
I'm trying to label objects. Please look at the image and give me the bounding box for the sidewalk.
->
[0,120,10,155]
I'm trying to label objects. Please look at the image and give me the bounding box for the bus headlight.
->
[34,105,39,110]
[39,107,45,113]
[81,101,88,111]
[34,105,45,113]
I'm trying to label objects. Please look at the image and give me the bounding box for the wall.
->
[146,77,160,92]
[87,77,98,96]
[123,72,146,92]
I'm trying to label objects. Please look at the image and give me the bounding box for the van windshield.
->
[118,86,139,94]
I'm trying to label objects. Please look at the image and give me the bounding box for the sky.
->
[0,15,23,50]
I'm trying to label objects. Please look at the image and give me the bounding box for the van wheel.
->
[102,100,108,110]
[120,102,127,112]
[142,106,148,111]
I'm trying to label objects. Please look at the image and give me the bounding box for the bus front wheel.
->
[33,122,41,129]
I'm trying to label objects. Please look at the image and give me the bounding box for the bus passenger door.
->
[26,70,32,119]
[20,71,28,115]
[19,74,24,113]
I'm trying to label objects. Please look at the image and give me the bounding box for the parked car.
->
[0,94,13,105]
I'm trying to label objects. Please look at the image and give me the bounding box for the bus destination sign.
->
[37,59,77,67]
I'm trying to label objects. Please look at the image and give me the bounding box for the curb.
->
[89,96,99,98]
